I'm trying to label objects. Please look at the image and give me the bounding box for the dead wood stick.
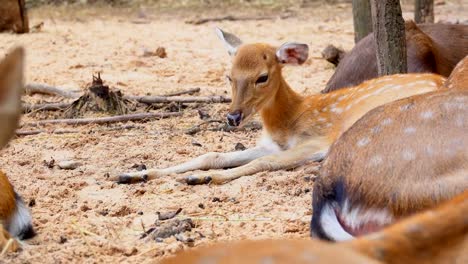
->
[16,124,138,136]
[28,112,182,126]
[23,102,70,112]
[164,87,200,97]
[186,13,294,25]
[25,83,81,99]
[185,120,262,135]
[123,95,231,104]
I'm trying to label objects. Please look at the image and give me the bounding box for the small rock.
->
[212,197,221,202]
[197,109,210,120]
[155,47,167,58]
[59,236,68,244]
[191,140,203,147]
[234,143,246,151]
[80,204,91,212]
[131,163,147,171]
[198,203,205,209]
[157,208,182,221]
[57,160,82,170]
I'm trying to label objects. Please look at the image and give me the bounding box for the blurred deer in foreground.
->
[115,28,447,185]
[162,191,468,264]
[0,48,35,253]
[311,56,468,241]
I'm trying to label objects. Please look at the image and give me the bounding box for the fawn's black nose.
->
[227,111,243,126]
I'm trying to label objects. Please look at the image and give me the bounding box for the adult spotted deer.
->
[115,28,446,185]
[311,69,467,241]
[0,47,35,252]
[322,21,468,93]
[446,55,468,89]
[163,191,468,264]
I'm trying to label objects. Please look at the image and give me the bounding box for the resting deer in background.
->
[322,21,468,93]
[115,28,446,185]
[446,55,468,89]
[163,191,468,264]
[311,56,468,241]
[0,47,35,252]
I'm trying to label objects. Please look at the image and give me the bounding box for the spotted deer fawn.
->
[163,191,468,264]
[115,28,446,185]
[311,55,468,241]
[0,48,35,252]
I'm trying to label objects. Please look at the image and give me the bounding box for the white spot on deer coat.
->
[357,137,370,147]
[420,111,434,120]
[402,149,416,161]
[403,127,416,134]
[369,155,383,166]
[381,118,393,126]
[370,126,382,134]
[330,107,343,114]
[399,104,413,111]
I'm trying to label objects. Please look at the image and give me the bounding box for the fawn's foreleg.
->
[114,145,275,184]
[185,139,329,185]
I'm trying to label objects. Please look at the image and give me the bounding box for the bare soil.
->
[0,1,466,263]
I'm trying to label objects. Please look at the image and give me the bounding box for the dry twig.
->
[27,112,182,126]
[186,13,294,25]
[25,83,81,99]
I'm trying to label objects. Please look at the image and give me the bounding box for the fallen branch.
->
[25,83,81,99]
[186,13,294,25]
[124,95,231,104]
[27,112,182,126]
[164,87,200,97]
[185,120,262,135]
[23,102,70,112]
[16,125,138,136]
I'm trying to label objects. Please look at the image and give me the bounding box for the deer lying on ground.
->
[0,47,35,252]
[446,55,468,89]
[311,58,468,241]
[114,28,446,185]
[322,21,468,93]
[163,191,468,264]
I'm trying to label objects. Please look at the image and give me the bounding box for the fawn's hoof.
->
[186,175,212,185]
[116,174,148,184]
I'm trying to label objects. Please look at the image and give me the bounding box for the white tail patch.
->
[320,200,394,242]
[7,196,33,239]
[320,203,354,241]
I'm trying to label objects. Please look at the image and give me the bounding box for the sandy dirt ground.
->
[0,1,466,263]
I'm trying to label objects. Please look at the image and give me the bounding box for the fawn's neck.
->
[260,78,304,136]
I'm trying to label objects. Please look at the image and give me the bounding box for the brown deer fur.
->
[115,29,446,185]
[323,21,468,93]
[446,55,468,90]
[161,192,468,264]
[311,88,467,241]
[0,47,35,252]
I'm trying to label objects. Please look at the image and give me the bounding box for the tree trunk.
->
[370,0,407,76]
[415,0,434,23]
[352,0,373,43]
[0,0,28,33]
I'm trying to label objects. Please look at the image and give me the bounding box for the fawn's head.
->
[216,28,308,126]
[0,47,24,148]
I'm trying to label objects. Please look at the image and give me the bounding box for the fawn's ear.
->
[0,47,24,149]
[215,27,243,56]
[276,42,309,65]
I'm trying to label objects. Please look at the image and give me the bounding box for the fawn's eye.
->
[226,75,232,82]
[256,74,269,84]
